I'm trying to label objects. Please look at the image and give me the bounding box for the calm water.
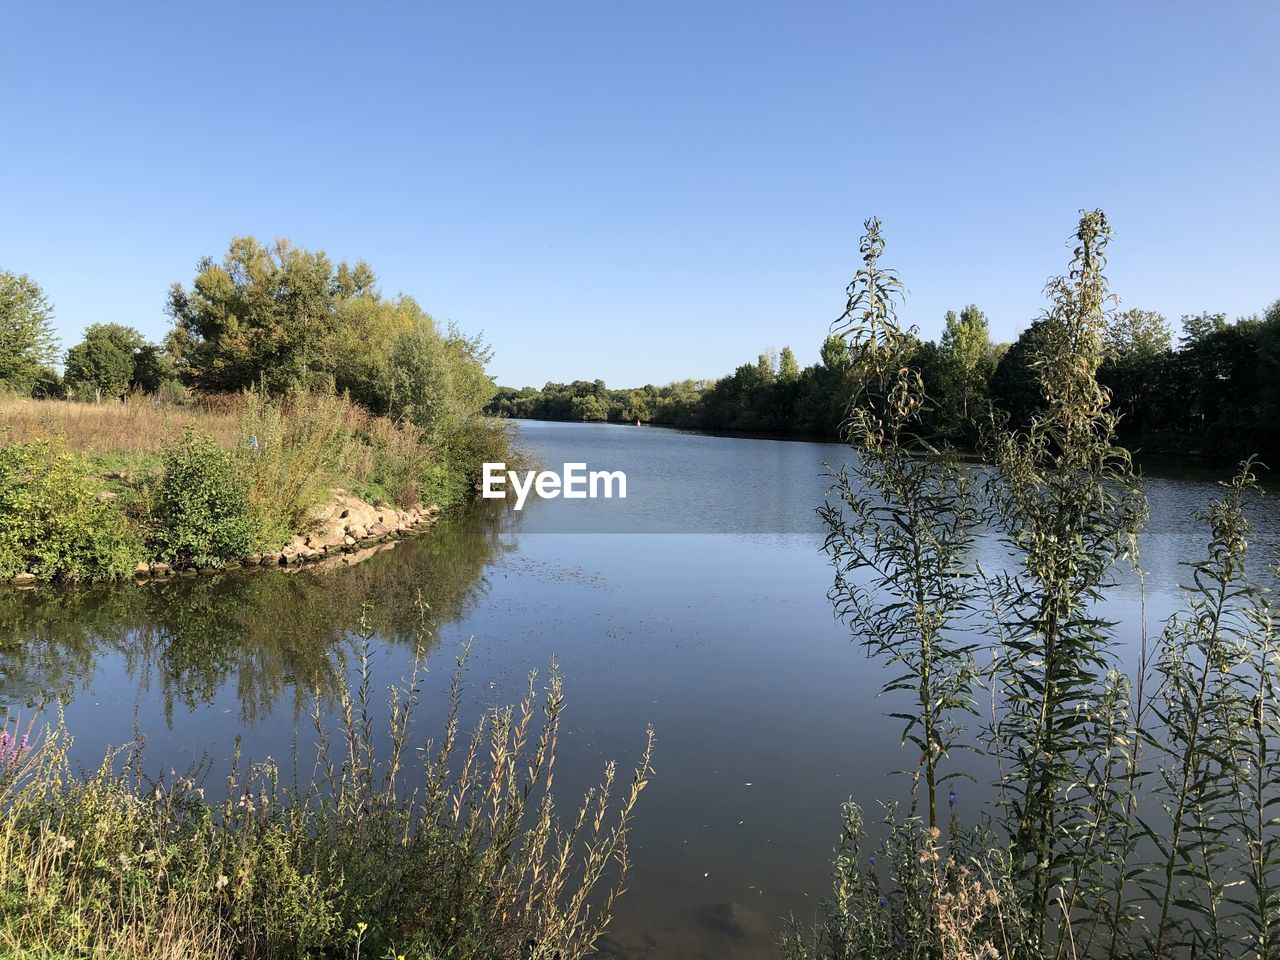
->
[2,420,1277,959]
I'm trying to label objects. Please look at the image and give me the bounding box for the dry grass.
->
[0,395,239,457]
[0,637,654,960]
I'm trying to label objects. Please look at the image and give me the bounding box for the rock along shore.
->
[6,492,442,588]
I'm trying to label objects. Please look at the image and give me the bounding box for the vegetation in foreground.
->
[1,236,513,583]
[793,212,1280,960]
[0,632,653,960]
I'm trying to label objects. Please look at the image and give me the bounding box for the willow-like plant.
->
[1233,562,1280,960]
[1144,464,1262,959]
[982,210,1148,945]
[821,217,983,833]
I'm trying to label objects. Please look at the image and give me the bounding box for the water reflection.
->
[4,422,1280,960]
[0,506,512,724]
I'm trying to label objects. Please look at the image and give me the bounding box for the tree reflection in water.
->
[0,504,512,725]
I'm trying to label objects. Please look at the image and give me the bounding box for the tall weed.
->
[0,626,653,960]
[804,211,1280,960]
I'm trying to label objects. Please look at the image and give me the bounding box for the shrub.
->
[0,439,141,581]
[351,414,436,508]
[781,804,1034,960]
[150,430,258,567]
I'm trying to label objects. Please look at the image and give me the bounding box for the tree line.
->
[489,298,1280,460]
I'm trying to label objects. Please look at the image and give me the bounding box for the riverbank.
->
[0,392,500,586]
[114,493,443,586]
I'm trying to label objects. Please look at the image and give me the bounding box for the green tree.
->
[0,271,60,393]
[755,348,777,382]
[778,345,800,382]
[166,237,383,393]
[1105,307,1171,360]
[990,319,1054,429]
[938,304,992,423]
[131,343,177,393]
[64,323,147,401]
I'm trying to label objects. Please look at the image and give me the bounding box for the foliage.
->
[1105,308,1171,361]
[235,389,360,547]
[983,210,1148,938]
[64,322,148,400]
[164,237,507,500]
[1142,462,1275,958]
[0,271,59,394]
[782,804,1035,960]
[0,635,653,960]
[0,440,141,581]
[821,218,983,832]
[490,294,1280,467]
[149,430,259,567]
[166,237,376,394]
[801,210,1280,960]
[0,389,484,580]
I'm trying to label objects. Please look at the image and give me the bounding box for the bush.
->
[150,430,258,567]
[0,440,141,581]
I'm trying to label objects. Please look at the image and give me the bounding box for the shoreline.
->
[6,492,443,589]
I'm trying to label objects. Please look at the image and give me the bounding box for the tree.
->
[131,343,176,393]
[778,346,800,382]
[65,323,147,400]
[166,237,384,393]
[1098,309,1174,451]
[0,271,59,393]
[384,316,495,437]
[939,305,991,378]
[755,348,777,382]
[990,319,1054,429]
[1179,310,1228,347]
[1105,307,1171,360]
[934,304,993,431]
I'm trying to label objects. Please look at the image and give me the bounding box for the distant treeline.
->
[488,299,1280,459]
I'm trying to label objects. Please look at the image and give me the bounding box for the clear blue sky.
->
[3,2,1277,388]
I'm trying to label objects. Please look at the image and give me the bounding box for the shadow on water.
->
[0,504,513,725]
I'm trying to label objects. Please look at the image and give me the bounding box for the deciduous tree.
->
[0,271,59,393]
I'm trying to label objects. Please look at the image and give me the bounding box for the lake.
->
[1,419,1274,959]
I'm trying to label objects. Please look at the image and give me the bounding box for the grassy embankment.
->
[0,391,510,584]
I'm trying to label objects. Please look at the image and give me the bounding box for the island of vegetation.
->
[0,237,510,585]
